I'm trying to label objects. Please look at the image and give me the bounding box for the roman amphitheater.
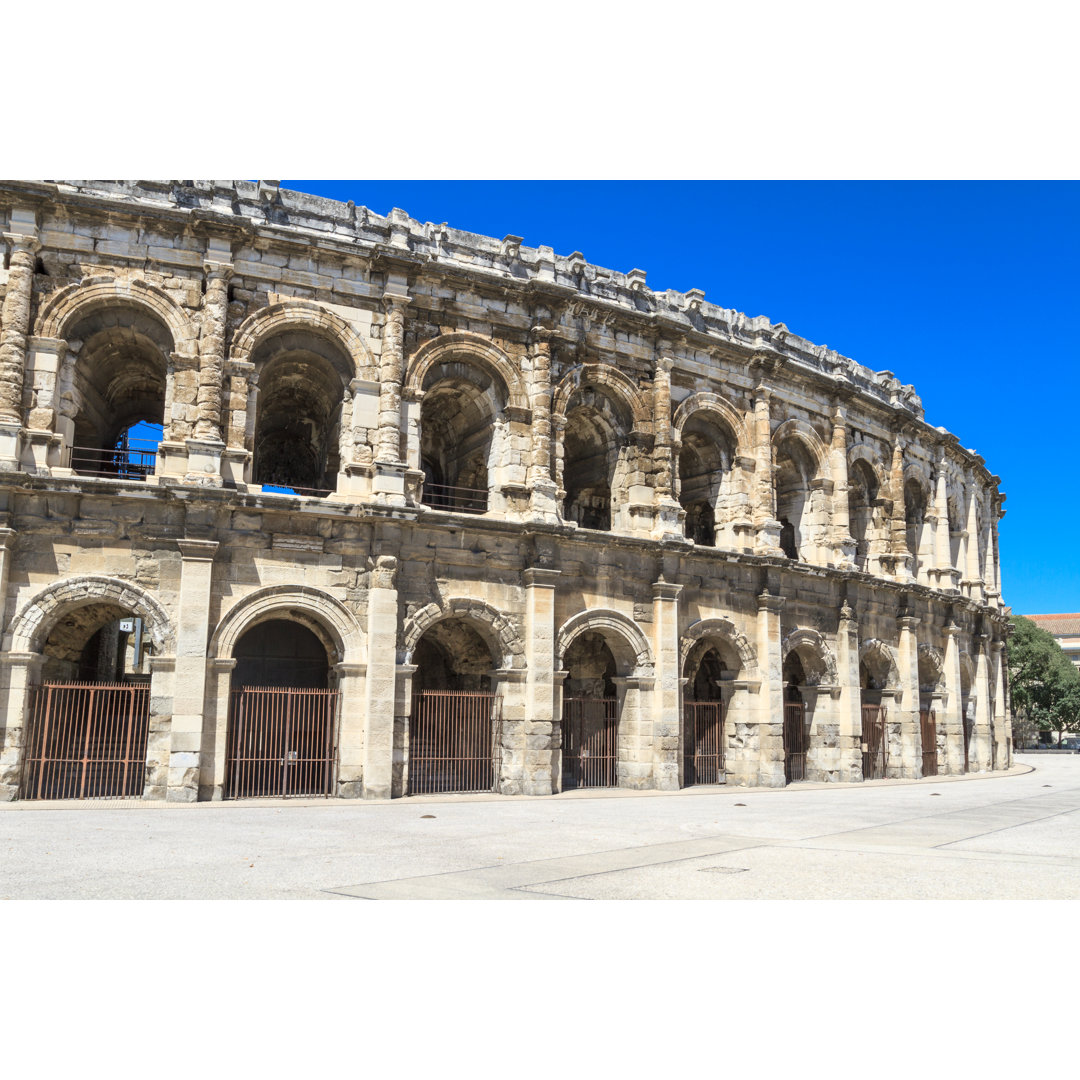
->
[0,180,1011,803]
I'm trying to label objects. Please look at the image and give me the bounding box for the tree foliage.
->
[1007,616,1080,741]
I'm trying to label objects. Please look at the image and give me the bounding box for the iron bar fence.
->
[225,687,339,798]
[71,445,157,481]
[920,708,938,777]
[408,690,498,794]
[22,682,151,800]
[684,701,725,785]
[783,702,807,782]
[562,697,618,790]
[861,704,888,780]
[421,482,488,514]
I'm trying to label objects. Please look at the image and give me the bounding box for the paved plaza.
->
[2,754,1078,900]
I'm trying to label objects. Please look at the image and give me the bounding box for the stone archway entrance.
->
[561,631,620,790]
[682,644,728,786]
[408,618,500,795]
[224,619,339,798]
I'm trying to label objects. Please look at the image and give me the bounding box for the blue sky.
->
[286,181,1079,615]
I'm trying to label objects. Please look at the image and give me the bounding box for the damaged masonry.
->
[0,180,1009,802]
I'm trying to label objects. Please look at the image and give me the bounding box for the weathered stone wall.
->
[0,180,1012,801]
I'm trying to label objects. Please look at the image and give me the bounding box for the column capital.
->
[524,567,561,588]
[382,290,411,311]
[177,539,220,562]
[897,615,921,631]
[203,260,234,281]
[652,580,682,601]
[757,592,784,614]
[3,232,41,255]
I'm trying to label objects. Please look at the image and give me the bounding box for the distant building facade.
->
[1024,614,1080,671]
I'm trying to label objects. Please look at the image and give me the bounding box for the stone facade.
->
[0,179,1011,802]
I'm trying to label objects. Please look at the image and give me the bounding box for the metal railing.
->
[421,482,488,514]
[684,701,725,785]
[861,704,888,779]
[920,709,938,777]
[408,690,498,794]
[225,687,339,798]
[22,682,151,800]
[783,702,807,782]
[71,445,157,481]
[259,483,335,498]
[562,697,618,789]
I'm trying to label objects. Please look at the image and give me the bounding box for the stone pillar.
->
[375,293,409,465]
[829,406,856,567]
[168,539,218,801]
[964,478,984,602]
[523,567,560,795]
[206,657,236,798]
[753,591,785,786]
[896,615,923,778]
[221,360,255,486]
[492,667,528,794]
[971,633,993,771]
[652,357,682,538]
[194,260,232,443]
[991,639,1010,768]
[836,602,864,782]
[526,326,559,520]
[941,621,966,774]
[652,578,682,790]
[363,554,399,798]
[0,229,41,467]
[931,458,956,589]
[888,438,913,581]
[0,652,45,800]
[334,661,367,798]
[752,387,781,554]
[0,525,14,638]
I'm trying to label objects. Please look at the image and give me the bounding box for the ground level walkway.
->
[2,754,1077,899]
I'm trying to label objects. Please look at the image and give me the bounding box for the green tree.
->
[1007,616,1080,745]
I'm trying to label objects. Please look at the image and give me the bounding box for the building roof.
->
[1026,614,1080,636]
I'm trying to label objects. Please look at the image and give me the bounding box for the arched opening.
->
[848,458,880,572]
[419,363,505,514]
[22,602,155,800]
[561,385,632,532]
[905,477,931,584]
[682,640,731,786]
[782,650,809,782]
[252,331,351,495]
[859,651,891,780]
[918,648,944,776]
[677,414,740,547]
[775,438,817,562]
[225,619,338,798]
[562,631,619,789]
[63,305,171,480]
[409,618,498,794]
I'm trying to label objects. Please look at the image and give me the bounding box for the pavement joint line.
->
[775,836,1080,868]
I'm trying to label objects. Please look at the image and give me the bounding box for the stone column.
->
[752,387,781,553]
[363,553,399,798]
[375,293,409,465]
[931,457,955,589]
[523,567,560,795]
[964,478,984,602]
[0,230,41,467]
[194,260,232,443]
[0,525,14,640]
[991,639,1010,768]
[971,632,993,771]
[334,661,367,798]
[836,602,864,782]
[492,667,528,794]
[753,592,785,786]
[896,615,923,778]
[0,652,45,801]
[941,620,966,774]
[888,438,913,581]
[168,540,218,801]
[829,406,856,567]
[652,578,682,790]
[526,326,559,520]
[652,357,682,538]
[206,657,236,798]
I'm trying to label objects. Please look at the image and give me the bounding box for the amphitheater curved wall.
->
[0,180,1011,801]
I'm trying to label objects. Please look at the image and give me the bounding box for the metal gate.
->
[684,701,725,785]
[862,704,888,780]
[920,709,938,777]
[962,714,972,773]
[783,702,807,782]
[408,690,498,794]
[562,696,618,790]
[22,682,150,800]
[225,687,339,798]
